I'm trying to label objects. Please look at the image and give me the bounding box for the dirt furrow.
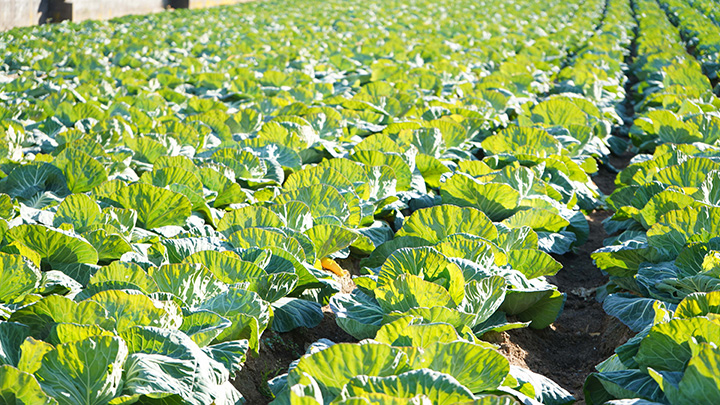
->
[233,307,356,404]
[498,153,635,403]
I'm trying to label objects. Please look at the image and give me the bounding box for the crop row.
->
[549,0,637,166]
[0,0,619,402]
[658,0,720,83]
[685,0,720,28]
[585,0,720,402]
[1,0,719,402]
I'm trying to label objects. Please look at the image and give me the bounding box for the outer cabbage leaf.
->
[35,336,127,405]
[0,365,58,405]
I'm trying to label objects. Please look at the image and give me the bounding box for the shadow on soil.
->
[233,308,356,404]
[497,153,636,404]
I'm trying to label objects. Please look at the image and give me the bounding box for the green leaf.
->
[0,194,14,219]
[375,274,455,313]
[456,276,506,328]
[211,148,267,181]
[197,287,270,348]
[248,272,299,302]
[361,236,433,270]
[507,249,561,279]
[516,289,565,329]
[216,206,284,237]
[396,205,497,244]
[84,229,132,262]
[510,366,575,405]
[502,209,569,233]
[654,158,720,189]
[0,253,41,304]
[7,225,98,270]
[140,166,203,195]
[53,194,104,233]
[285,166,355,195]
[591,239,650,277]
[699,170,720,207]
[35,336,127,405]
[203,340,249,375]
[355,221,395,252]
[500,279,557,317]
[530,98,588,128]
[183,250,267,284]
[416,154,451,189]
[17,337,53,374]
[271,201,314,232]
[481,126,561,157]
[379,247,465,305]
[149,263,226,307]
[275,184,361,227]
[180,310,232,347]
[494,226,538,252]
[341,369,475,405]
[585,370,663,405]
[8,295,111,340]
[120,326,240,404]
[271,297,323,332]
[228,227,306,261]
[287,342,409,399]
[660,343,720,404]
[0,163,69,204]
[89,262,158,294]
[434,234,505,267]
[675,291,720,318]
[418,341,509,393]
[636,317,720,371]
[161,237,233,264]
[106,183,192,229]
[88,290,182,332]
[103,207,137,237]
[401,127,445,157]
[351,150,413,191]
[648,206,720,258]
[334,393,427,404]
[49,323,113,345]
[441,174,519,221]
[640,110,703,144]
[305,224,359,259]
[374,317,464,348]
[54,148,108,194]
[603,294,664,332]
[636,190,696,229]
[0,322,30,367]
[364,165,400,202]
[0,365,58,405]
[329,290,385,340]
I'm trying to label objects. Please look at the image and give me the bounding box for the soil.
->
[497,154,635,404]
[233,306,357,404]
[497,209,634,403]
[233,271,358,404]
[593,152,634,195]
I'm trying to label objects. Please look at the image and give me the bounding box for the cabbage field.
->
[0,0,719,402]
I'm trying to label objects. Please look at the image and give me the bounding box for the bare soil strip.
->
[498,154,635,404]
[233,307,356,404]
[234,271,357,403]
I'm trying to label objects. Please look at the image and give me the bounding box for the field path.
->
[498,154,635,403]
